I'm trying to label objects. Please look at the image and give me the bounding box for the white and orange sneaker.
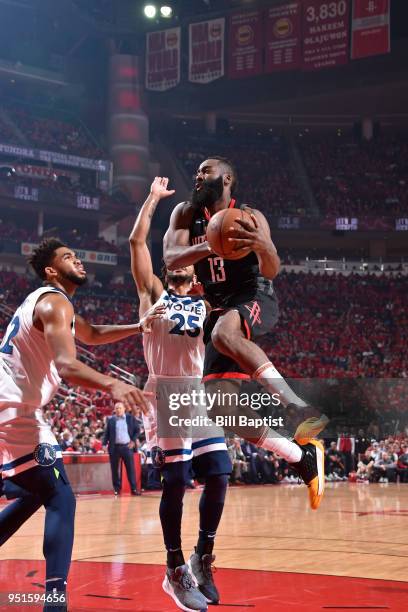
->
[294,414,330,445]
[291,439,325,510]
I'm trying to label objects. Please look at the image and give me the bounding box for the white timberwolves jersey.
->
[0,286,73,476]
[143,290,206,377]
[0,287,74,407]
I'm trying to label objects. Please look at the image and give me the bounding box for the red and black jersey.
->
[190,199,274,308]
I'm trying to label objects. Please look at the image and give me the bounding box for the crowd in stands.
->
[171,129,408,220]
[0,104,105,159]
[299,135,408,217]
[260,271,407,379]
[0,219,120,253]
[1,269,406,384]
[1,268,407,490]
[175,134,307,217]
[226,433,408,486]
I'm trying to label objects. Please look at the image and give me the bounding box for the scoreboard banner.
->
[145,27,181,91]
[351,0,390,59]
[302,0,350,70]
[189,18,225,84]
[265,2,302,73]
[228,10,263,79]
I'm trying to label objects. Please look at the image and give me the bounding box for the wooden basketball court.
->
[1,483,407,611]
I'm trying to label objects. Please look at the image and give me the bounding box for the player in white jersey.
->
[130,177,232,612]
[0,238,163,612]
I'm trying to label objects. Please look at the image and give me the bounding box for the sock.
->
[253,362,307,408]
[197,475,228,557]
[197,531,215,557]
[258,427,303,463]
[167,549,185,570]
[45,578,66,593]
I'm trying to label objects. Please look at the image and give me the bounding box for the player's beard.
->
[61,271,88,286]
[167,271,194,286]
[191,175,224,209]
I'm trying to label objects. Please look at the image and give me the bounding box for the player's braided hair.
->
[28,237,67,280]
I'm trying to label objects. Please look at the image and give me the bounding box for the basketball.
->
[206,207,255,260]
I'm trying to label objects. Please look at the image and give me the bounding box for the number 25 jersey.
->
[143,289,206,377]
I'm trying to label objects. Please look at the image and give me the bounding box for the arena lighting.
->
[160,5,173,18]
[144,4,157,18]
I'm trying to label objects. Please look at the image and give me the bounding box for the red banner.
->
[265,2,301,72]
[189,18,225,84]
[145,27,181,91]
[302,0,350,70]
[228,11,263,79]
[351,0,390,59]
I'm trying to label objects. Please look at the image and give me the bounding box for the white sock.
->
[259,429,302,463]
[253,362,307,408]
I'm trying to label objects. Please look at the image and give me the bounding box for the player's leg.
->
[160,460,208,611]
[189,445,231,605]
[205,377,325,510]
[143,377,208,611]
[1,460,75,612]
[0,494,43,545]
[209,307,329,443]
[211,309,308,408]
[42,462,76,612]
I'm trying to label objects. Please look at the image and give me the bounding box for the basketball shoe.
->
[291,440,325,510]
[162,563,208,611]
[286,403,329,444]
[189,549,219,604]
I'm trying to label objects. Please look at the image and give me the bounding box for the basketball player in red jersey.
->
[163,156,328,509]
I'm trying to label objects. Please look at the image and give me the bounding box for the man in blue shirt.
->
[103,402,141,495]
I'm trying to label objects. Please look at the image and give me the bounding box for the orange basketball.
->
[206,208,255,260]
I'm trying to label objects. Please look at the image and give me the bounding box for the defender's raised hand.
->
[150,176,175,200]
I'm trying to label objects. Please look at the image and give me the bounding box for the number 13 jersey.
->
[143,290,206,377]
[190,199,270,308]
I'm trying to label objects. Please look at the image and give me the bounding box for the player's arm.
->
[229,209,280,280]
[129,177,172,312]
[35,294,150,413]
[74,307,165,346]
[163,202,212,270]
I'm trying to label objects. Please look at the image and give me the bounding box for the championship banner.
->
[145,27,181,91]
[228,11,263,79]
[0,142,111,173]
[21,243,117,266]
[189,18,225,84]
[265,2,301,72]
[302,0,350,70]
[351,0,390,59]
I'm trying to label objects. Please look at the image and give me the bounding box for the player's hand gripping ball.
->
[206,208,256,260]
